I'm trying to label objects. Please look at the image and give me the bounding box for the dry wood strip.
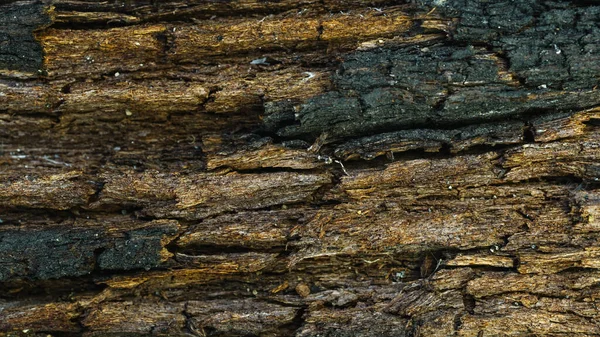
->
[93,169,331,219]
[39,25,167,78]
[0,82,60,115]
[39,9,419,78]
[0,170,94,209]
[52,0,401,25]
[176,209,313,250]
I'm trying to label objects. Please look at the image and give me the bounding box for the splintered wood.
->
[2,0,600,336]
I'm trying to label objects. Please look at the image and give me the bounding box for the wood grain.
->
[1,0,600,336]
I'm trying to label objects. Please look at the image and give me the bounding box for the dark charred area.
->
[0,1,52,75]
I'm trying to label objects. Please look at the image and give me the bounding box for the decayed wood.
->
[1,0,600,336]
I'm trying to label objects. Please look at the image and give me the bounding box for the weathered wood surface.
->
[1,0,600,336]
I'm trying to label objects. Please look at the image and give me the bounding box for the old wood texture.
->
[1,0,600,336]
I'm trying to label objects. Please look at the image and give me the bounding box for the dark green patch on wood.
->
[0,1,52,74]
[0,221,177,281]
[264,1,600,146]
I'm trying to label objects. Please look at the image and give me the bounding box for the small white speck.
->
[125,109,132,116]
[114,72,120,77]
[554,44,562,54]
[538,84,547,89]
[134,42,140,46]
[42,156,72,167]
[301,71,315,83]
[113,146,121,151]
[448,185,452,190]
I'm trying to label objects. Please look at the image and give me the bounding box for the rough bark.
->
[1,0,600,336]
